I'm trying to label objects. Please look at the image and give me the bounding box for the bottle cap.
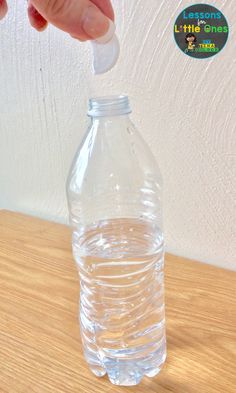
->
[90,20,120,75]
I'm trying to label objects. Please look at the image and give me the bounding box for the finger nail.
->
[95,19,116,44]
[82,5,114,42]
[28,5,48,32]
[0,0,8,20]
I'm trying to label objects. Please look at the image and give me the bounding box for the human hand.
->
[0,0,114,41]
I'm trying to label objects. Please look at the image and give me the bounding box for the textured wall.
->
[0,0,235,270]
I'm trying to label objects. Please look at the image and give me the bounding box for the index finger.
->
[31,0,112,41]
[91,0,114,21]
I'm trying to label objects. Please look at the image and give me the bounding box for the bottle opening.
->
[88,95,132,117]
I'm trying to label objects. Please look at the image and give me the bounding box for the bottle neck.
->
[88,95,131,118]
[91,113,130,125]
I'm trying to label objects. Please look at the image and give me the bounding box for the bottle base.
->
[90,365,107,377]
[88,351,166,386]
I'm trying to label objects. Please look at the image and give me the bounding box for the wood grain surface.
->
[0,210,235,393]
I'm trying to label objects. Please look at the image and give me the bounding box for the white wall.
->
[0,0,235,270]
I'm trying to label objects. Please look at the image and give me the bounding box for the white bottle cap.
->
[90,20,120,75]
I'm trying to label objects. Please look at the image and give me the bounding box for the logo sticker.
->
[174,4,229,58]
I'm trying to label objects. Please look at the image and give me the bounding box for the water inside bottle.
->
[72,218,166,386]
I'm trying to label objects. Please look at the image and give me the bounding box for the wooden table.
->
[0,210,235,393]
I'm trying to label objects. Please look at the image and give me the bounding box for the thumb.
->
[31,0,112,41]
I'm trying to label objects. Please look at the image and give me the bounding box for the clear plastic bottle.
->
[66,96,166,386]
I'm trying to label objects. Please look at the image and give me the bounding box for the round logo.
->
[174,4,229,59]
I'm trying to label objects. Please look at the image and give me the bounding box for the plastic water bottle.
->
[66,96,166,386]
